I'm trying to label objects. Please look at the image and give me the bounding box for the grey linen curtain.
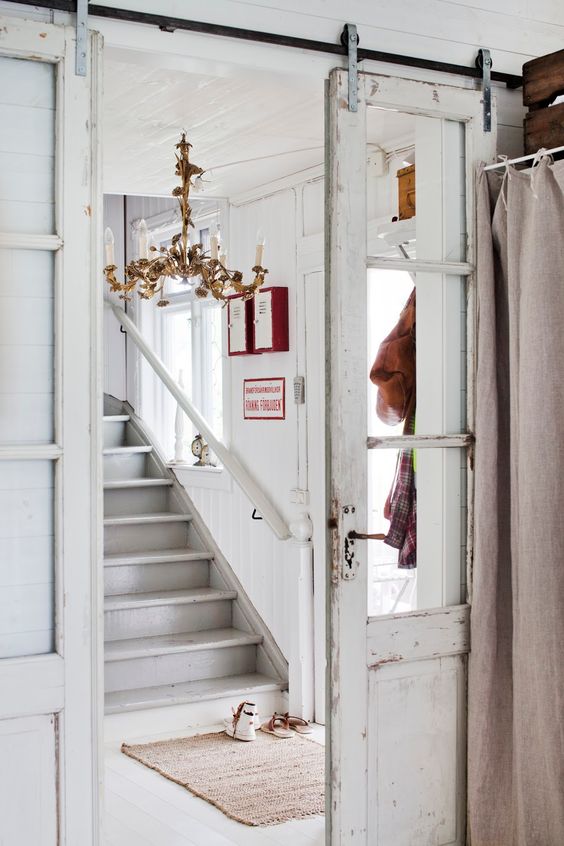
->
[468,158,564,845]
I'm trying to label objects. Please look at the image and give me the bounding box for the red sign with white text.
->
[243,378,286,420]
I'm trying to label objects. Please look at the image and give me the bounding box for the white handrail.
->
[108,302,291,540]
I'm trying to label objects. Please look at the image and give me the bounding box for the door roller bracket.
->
[75,0,88,76]
[476,48,492,133]
[341,24,359,113]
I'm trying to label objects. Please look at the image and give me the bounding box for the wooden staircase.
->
[103,400,288,720]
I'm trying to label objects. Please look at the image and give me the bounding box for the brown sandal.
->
[278,712,313,734]
[260,714,294,738]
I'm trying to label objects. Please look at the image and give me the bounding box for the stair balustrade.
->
[107,302,291,540]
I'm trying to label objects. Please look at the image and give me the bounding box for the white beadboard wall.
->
[182,479,294,656]
[179,184,318,661]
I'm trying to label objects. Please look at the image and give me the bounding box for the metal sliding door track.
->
[11,0,522,89]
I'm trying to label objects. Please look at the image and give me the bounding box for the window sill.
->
[168,462,233,492]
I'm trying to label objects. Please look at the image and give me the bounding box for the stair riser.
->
[105,599,233,641]
[105,644,257,692]
[104,689,287,730]
[104,561,210,595]
[104,521,191,555]
[103,420,127,449]
[104,452,148,481]
[104,486,171,517]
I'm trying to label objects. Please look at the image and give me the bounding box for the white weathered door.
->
[0,15,101,846]
[326,68,495,845]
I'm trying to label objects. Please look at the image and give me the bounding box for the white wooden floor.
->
[103,721,326,846]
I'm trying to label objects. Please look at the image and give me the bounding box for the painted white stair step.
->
[105,628,262,661]
[104,629,262,693]
[104,587,236,611]
[104,515,194,555]
[104,512,192,527]
[103,445,152,456]
[104,478,173,489]
[104,486,174,517]
[104,672,285,714]
[104,588,236,641]
[105,641,259,693]
[104,559,210,596]
[104,450,150,481]
[104,548,214,566]
[103,415,131,448]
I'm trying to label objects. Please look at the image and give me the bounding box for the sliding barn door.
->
[326,68,495,845]
[0,15,102,846]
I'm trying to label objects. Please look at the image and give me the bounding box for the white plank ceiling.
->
[103,52,415,199]
[103,53,324,198]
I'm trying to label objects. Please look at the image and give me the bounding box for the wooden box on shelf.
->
[523,48,564,156]
[397,164,416,220]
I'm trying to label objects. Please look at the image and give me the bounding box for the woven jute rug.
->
[121,730,325,827]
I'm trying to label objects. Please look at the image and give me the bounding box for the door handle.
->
[347,530,386,541]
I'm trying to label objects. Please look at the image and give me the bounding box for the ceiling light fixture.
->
[104,133,268,306]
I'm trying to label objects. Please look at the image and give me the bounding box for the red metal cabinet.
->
[252,287,289,353]
[227,294,255,356]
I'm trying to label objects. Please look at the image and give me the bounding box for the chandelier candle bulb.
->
[138,219,149,259]
[104,227,115,266]
[255,230,265,268]
[103,133,268,304]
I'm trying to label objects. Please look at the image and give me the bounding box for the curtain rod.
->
[484,145,564,170]
[11,0,522,89]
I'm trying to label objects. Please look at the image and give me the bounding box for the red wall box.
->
[227,293,255,356]
[252,286,289,353]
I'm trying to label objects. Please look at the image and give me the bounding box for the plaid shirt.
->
[383,417,416,569]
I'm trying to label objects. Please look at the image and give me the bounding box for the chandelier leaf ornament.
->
[104,133,268,306]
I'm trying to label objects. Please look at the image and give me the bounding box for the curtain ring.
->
[530,147,551,200]
[498,154,510,211]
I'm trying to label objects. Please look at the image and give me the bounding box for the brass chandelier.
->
[104,133,268,306]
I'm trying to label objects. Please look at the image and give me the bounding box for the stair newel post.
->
[288,513,315,722]
[173,369,186,463]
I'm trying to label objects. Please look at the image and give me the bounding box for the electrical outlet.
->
[290,488,309,505]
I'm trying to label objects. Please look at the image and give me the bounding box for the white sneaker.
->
[224,701,257,741]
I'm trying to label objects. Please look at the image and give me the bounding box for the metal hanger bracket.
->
[76,0,88,76]
[341,23,359,112]
[476,48,492,132]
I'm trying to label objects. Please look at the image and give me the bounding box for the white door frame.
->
[0,15,102,845]
[325,67,495,844]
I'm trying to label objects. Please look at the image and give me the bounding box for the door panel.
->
[368,655,466,846]
[0,715,58,846]
[326,68,495,844]
[0,15,101,846]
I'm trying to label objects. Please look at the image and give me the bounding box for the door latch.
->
[342,505,358,580]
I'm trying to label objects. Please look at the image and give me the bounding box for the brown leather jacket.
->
[369,289,416,426]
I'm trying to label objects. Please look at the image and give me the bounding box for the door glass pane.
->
[0,57,55,234]
[367,268,467,440]
[366,108,466,267]
[0,460,54,657]
[365,104,469,615]
[367,446,466,617]
[0,250,54,443]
